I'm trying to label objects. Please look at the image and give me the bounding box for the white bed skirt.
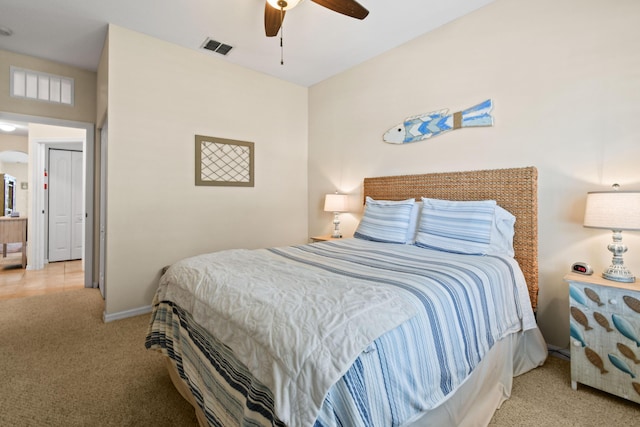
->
[163,326,547,427]
[405,327,547,427]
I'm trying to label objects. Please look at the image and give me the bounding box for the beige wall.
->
[0,133,28,153]
[308,0,640,348]
[0,50,97,124]
[29,123,86,140]
[103,26,308,316]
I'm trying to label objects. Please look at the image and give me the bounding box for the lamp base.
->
[602,230,636,283]
[331,212,342,238]
[602,265,635,283]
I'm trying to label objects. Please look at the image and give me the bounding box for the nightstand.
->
[310,235,348,242]
[565,272,640,404]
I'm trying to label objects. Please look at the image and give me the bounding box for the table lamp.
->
[324,193,348,238]
[583,185,640,283]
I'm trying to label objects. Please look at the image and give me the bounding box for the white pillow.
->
[414,198,515,256]
[405,201,423,244]
[488,205,516,256]
[354,197,415,244]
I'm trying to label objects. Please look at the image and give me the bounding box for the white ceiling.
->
[0,0,494,88]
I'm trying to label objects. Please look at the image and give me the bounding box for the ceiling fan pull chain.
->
[280,6,285,65]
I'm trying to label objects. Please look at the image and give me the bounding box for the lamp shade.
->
[584,191,640,231]
[324,194,348,212]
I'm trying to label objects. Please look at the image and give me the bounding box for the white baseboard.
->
[103,305,152,323]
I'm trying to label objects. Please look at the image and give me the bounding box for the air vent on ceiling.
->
[202,38,233,56]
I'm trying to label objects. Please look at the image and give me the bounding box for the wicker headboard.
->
[363,166,539,310]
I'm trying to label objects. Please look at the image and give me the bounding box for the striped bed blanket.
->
[146,238,536,426]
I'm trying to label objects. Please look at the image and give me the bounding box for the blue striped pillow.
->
[354,197,415,244]
[415,198,496,254]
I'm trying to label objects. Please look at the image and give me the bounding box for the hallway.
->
[0,246,84,301]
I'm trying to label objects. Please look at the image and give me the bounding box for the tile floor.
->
[0,249,85,301]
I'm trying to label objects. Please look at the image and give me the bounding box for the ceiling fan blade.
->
[265,2,285,37]
[311,0,369,20]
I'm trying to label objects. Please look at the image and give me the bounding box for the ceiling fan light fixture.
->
[266,0,302,11]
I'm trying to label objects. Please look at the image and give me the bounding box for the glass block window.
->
[10,66,74,106]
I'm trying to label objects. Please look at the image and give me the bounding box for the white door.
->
[48,149,83,262]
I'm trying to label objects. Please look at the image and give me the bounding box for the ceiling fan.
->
[264,0,369,37]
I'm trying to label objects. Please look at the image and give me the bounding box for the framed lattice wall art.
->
[195,135,254,187]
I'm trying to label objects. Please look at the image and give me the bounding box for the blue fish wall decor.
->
[383,99,494,144]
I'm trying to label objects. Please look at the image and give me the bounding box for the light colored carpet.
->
[0,289,197,426]
[490,350,640,426]
[1,289,638,426]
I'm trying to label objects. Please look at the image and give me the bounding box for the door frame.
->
[99,118,107,298]
[0,111,95,288]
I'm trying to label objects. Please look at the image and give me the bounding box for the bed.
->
[146,166,547,427]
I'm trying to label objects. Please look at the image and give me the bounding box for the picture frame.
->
[195,135,254,187]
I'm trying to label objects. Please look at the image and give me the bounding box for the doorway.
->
[0,128,87,299]
[0,111,95,289]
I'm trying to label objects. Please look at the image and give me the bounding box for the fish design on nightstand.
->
[566,276,640,405]
[569,286,588,306]
[623,295,640,314]
[608,354,636,378]
[593,312,613,332]
[571,306,592,330]
[584,288,604,306]
[617,343,640,364]
[570,322,587,347]
[612,314,640,347]
[585,347,608,374]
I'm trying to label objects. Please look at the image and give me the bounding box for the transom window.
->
[10,66,74,106]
